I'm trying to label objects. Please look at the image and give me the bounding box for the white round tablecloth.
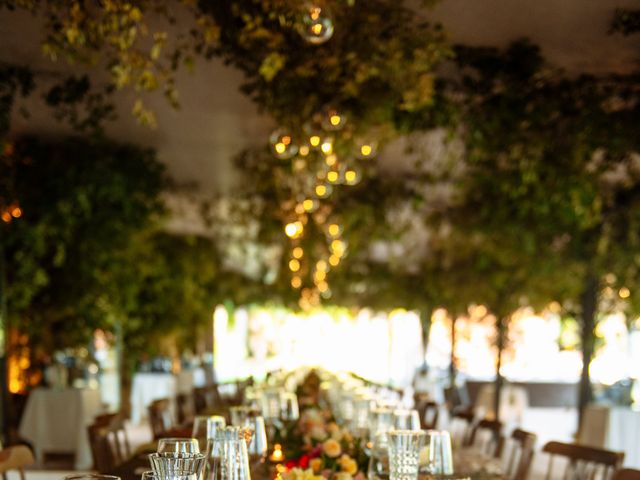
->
[18,387,104,469]
[130,373,177,425]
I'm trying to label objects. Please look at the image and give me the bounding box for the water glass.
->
[141,471,197,480]
[149,452,207,477]
[157,438,200,455]
[245,416,268,461]
[280,392,299,421]
[210,438,252,480]
[368,432,390,480]
[388,430,427,480]
[65,476,120,480]
[392,409,421,431]
[192,416,226,452]
[424,430,453,475]
[260,388,282,421]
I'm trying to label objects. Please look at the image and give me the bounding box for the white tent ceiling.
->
[0,0,638,195]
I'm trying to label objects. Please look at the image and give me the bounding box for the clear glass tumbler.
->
[388,430,427,480]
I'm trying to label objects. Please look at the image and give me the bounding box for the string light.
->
[293,247,304,259]
[329,254,340,266]
[309,135,321,147]
[619,287,631,299]
[289,259,301,272]
[291,276,302,289]
[327,171,339,183]
[285,221,303,238]
[328,224,341,237]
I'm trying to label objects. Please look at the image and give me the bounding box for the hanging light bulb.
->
[299,3,334,45]
[320,106,346,131]
[355,139,378,159]
[270,128,298,159]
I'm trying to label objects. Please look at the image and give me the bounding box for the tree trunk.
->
[449,315,457,387]
[0,234,9,442]
[578,273,599,434]
[494,315,507,422]
[420,307,433,368]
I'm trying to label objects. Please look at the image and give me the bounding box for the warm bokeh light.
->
[329,254,340,266]
[327,171,339,183]
[619,287,631,299]
[303,199,315,211]
[292,247,304,259]
[316,260,328,272]
[11,207,22,218]
[309,135,321,147]
[344,170,357,183]
[330,115,341,126]
[285,221,303,238]
[325,154,337,166]
[321,141,333,154]
[275,142,286,154]
[1,211,11,223]
[299,145,310,156]
[289,259,301,272]
[328,224,341,236]
[315,185,327,197]
[360,144,373,157]
[291,276,302,289]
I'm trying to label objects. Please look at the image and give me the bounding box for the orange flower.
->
[322,438,342,458]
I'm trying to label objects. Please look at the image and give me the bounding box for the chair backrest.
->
[613,469,640,480]
[542,441,624,480]
[148,398,174,439]
[0,445,35,480]
[415,396,439,430]
[502,428,537,480]
[467,418,504,457]
[193,387,209,414]
[88,415,131,472]
[448,407,475,448]
[176,393,195,425]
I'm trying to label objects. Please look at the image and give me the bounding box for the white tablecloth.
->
[579,405,640,468]
[130,373,177,425]
[18,387,104,469]
[474,384,529,425]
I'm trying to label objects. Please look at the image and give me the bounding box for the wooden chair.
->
[613,469,640,480]
[467,418,504,457]
[176,392,195,425]
[448,406,475,448]
[87,415,131,472]
[542,441,624,480]
[193,387,209,414]
[502,428,537,480]
[415,395,439,430]
[148,398,174,440]
[0,445,35,480]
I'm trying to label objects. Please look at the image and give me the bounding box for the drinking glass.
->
[65,476,120,480]
[210,438,251,480]
[368,432,390,480]
[388,430,427,480]
[424,430,453,475]
[260,388,282,421]
[149,452,207,477]
[157,438,200,455]
[392,409,421,431]
[141,471,197,480]
[245,416,268,462]
[230,406,254,426]
[280,392,299,421]
[192,416,226,453]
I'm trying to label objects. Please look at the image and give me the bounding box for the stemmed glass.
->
[392,409,421,431]
[192,416,226,453]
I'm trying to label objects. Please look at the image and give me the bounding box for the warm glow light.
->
[293,247,304,259]
[360,144,372,157]
[270,444,285,462]
[325,154,337,166]
[285,221,303,238]
[1,211,11,223]
[295,203,305,215]
[330,114,341,126]
[310,8,321,20]
[289,259,301,272]
[331,239,345,254]
[315,185,327,197]
[329,255,340,266]
[314,270,326,282]
[321,141,333,154]
[281,135,292,145]
[299,145,310,156]
[11,207,22,218]
[619,287,631,299]
[291,276,302,289]
[316,260,328,272]
[317,281,329,292]
[275,142,286,154]
[328,224,340,237]
[309,135,321,147]
[312,23,323,35]
[327,171,339,183]
[344,170,357,183]
[303,199,315,211]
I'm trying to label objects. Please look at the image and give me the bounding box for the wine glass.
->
[157,438,200,455]
[192,415,226,453]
